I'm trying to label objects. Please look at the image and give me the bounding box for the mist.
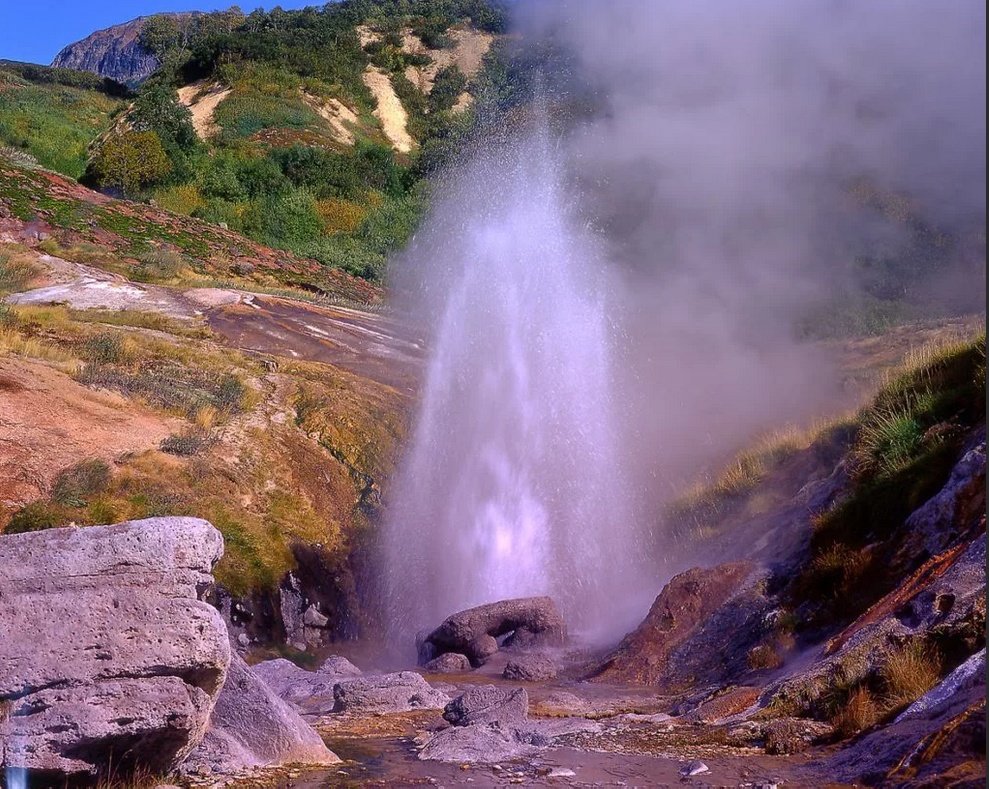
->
[381,0,986,646]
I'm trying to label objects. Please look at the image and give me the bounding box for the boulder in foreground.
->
[0,518,230,779]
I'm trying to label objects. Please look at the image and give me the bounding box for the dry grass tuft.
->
[881,641,943,711]
[831,686,882,739]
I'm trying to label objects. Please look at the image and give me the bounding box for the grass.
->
[666,418,853,540]
[793,332,986,628]
[0,69,125,178]
[881,641,942,711]
[0,249,39,293]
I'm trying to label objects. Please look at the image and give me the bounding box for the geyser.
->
[383,120,648,643]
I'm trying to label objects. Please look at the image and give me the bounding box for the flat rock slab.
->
[0,518,230,777]
[332,672,449,714]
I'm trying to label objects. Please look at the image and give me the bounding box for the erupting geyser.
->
[383,122,648,645]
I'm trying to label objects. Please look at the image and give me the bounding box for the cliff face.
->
[51,15,176,86]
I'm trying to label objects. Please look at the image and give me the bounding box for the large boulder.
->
[588,562,764,687]
[0,518,230,780]
[181,653,339,776]
[332,672,450,714]
[419,597,567,667]
[442,686,529,727]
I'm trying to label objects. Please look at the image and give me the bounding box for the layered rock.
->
[589,561,765,687]
[419,597,567,667]
[0,518,230,779]
[181,654,339,775]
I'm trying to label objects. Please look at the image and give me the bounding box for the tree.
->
[140,15,183,58]
[131,85,197,152]
[91,132,172,194]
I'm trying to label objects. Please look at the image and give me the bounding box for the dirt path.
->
[364,68,414,153]
[177,81,232,139]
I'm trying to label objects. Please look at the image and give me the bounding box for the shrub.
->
[154,184,206,215]
[84,333,125,364]
[429,65,468,113]
[161,429,213,456]
[0,252,38,294]
[51,459,112,507]
[832,686,881,739]
[317,198,367,233]
[130,248,186,282]
[90,131,172,194]
[4,501,66,534]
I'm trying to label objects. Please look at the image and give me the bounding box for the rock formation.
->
[418,597,568,667]
[181,654,339,775]
[0,518,230,779]
[51,16,195,86]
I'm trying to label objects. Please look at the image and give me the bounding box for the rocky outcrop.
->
[51,16,172,85]
[419,597,568,667]
[423,653,472,674]
[0,518,230,779]
[181,654,339,777]
[332,672,449,714]
[252,656,362,713]
[589,562,765,687]
[442,686,529,728]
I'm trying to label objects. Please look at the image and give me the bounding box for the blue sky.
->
[0,1,319,66]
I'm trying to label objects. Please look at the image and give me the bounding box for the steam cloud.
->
[515,0,986,522]
[382,0,986,643]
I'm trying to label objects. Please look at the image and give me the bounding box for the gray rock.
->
[181,653,339,775]
[763,718,833,755]
[424,653,473,674]
[443,686,529,727]
[252,656,361,710]
[304,604,330,628]
[417,724,543,763]
[503,654,558,682]
[318,656,362,678]
[900,440,985,560]
[680,760,710,777]
[895,647,986,722]
[332,672,449,714]
[0,518,230,778]
[421,597,567,667]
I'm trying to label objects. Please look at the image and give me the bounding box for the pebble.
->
[680,760,710,777]
[548,767,577,778]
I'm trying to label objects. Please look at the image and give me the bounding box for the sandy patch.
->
[403,26,494,96]
[0,358,181,517]
[300,91,359,145]
[177,80,232,140]
[363,68,413,153]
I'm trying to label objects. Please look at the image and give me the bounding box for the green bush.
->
[90,131,172,194]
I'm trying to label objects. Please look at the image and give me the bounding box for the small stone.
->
[303,604,329,628]
[680,760,710,777]
[548,767,577,778]
[237,633,250,646]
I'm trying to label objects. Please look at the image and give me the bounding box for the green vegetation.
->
[794,334,986,626]
[0,68,126,178]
